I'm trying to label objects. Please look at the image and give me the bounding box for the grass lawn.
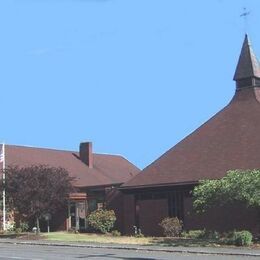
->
[43,232,260,248]
[1,232,258,248]
[43,232,151,245]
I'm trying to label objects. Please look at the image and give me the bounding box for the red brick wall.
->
[122,188,259,237]
[184,197,260,235]
[122,194,136,235]
[105,188,124,232]
[137,199,168,236]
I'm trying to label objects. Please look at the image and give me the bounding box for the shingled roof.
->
[2,144,140,188]
[122,35,260,189]
[234,34,260,81]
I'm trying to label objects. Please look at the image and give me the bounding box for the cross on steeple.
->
[240,7,250,33]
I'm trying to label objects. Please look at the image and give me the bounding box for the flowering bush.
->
[6,221,15,232]
[87,209,116,234]
[159,217,183,237]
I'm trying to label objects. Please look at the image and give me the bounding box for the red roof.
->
[123,35,260,190]
[123,88,260,189]
[2,145,140,188]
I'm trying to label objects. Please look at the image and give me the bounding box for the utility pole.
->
[1,143,6,231]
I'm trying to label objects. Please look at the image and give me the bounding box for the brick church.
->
[1,35,260,236]
[121,34,260,236]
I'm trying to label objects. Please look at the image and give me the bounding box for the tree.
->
[4,165,74,232]
[193,169,260,212]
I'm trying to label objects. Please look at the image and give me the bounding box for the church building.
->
[121,35,260,236]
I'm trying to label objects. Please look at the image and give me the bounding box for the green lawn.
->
[42,232,229,247]
[2,232,258,248]
[42,232,260,248]
[44,232,151,245]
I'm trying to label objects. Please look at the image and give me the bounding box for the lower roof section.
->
[1,144,140,188]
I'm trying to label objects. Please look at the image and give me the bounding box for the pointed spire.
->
[234,34,260,88]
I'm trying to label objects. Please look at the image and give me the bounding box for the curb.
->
[0,240,259,257]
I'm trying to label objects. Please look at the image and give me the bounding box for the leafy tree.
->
[193,169,260,212]
[4,165,74,232]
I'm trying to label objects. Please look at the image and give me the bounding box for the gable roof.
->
[2,145,140,188]
[122,88,260,189]
[122,35,260,190]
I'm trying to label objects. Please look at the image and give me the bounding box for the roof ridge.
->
[6,144,129,159]
[6,144,77,153]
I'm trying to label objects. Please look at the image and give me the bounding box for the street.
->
[0,244,257,260]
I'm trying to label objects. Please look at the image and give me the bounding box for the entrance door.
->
[69,201,87,231]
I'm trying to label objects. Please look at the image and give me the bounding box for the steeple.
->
[233,34,260,89]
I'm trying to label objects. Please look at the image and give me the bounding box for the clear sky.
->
[0,0,260,169]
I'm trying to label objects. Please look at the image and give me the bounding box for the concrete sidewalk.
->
[0,238,259,257]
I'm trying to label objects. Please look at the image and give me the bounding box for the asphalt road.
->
[0,244,257,260]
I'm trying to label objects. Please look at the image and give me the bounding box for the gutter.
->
[119,181,198,191]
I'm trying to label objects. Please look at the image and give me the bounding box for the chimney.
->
[79,142,93,168]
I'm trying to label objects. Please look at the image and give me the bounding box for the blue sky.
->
[0,0,260,169]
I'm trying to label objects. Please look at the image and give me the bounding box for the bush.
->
[87,209,116,234]
[181,229,219,239]
[181,229,206,239]
[6,221,16,232]
[19,221,29,232]
[15,228,22,234]
[111,230,121,237]
[226,230,253,246]
[207,230,220,240]
[159,217,183,237]
[135,233,144,238]
[133,226,144,237]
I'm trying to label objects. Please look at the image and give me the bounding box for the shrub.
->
[135,232,144,238]
[181,229,220,240]
[111,230,121,237]
[226,230,253,246]
[181,229,206,239]
[15,228,22,234]
[19,221,29,232]
[6,221,16,232]
[206,230,220,240]
[133,226,144,237]
[87,209,116,234]
[180,230,189,238]
[159,217,183,237]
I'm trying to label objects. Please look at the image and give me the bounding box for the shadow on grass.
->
[149,237,221,247]
[150,237,260,248]
[0,233,42,240]
[0,233,18,239]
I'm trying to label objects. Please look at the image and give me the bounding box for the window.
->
[88,199,97,212]
[168,191,184,220]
